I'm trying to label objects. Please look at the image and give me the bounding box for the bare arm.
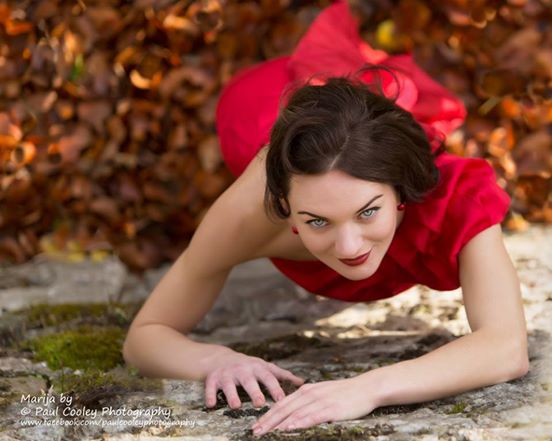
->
[122,146,286,381]
[365,223,529,406]
[122,256,233,380]
[252,224,530,435]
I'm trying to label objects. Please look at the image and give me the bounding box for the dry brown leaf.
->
[478,69,526,98]
[78,101,112,132]
[197,135,222,172]
[90,197,121,224]
[118,174,142,203]
[158,66,216,101]
[513,130,552,176]
[57,125,92,163]
[143,181,172,204]
[0,236,26,263]
[168,123,189,150]
[194,169,227,199]
[106,115,127,145]
[116,238,162,271]
[504,212,529,231]
[87,51,112,96]
[163,14,200,35]
[494,27,541,72]
[5,19,33,35]
[86,6,123,38]
[70,175,94,201]
[516,174,551,208]
[55,100,75,120]
[11,141,36,166]
[500,96,522,119]
[1,0,550,267]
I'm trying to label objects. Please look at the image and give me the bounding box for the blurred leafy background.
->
[0,0,550,270]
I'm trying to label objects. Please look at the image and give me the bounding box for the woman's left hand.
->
[251,376,378,436]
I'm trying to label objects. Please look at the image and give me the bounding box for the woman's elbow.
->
[511,350,530,380]
[505,340,530,382]
[122,331,139,369]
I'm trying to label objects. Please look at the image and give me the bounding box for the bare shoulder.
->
[458,224,504,264]
[184,145,288,275]
[458,224,509,281]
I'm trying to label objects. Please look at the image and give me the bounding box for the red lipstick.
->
[339,250,371,266]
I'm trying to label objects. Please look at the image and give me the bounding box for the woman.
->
[123,1,528,435]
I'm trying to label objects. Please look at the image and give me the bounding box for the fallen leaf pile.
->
[351,0,552,228]
[0,0,550,270]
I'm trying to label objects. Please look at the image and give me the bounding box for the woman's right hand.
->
[204,349,305,409]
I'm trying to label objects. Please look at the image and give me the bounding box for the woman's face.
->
[287,170,404,281]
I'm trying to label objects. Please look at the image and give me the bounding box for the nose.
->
[334,224,364,258]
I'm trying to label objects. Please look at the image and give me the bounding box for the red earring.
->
[291,226,299,234]
[397,203,406,211]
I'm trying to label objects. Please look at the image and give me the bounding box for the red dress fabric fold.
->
[215,0,510,302]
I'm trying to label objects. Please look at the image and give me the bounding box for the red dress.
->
[215,0,510,302]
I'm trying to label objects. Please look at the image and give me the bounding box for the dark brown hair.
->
[264,66,441,220]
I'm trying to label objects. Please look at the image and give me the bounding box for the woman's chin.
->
[338,268,376,281]
[326,261,378,281]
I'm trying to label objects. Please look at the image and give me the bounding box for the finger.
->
[239,377,266,408]
[276,404,333,432]
[256,371,286,402]
[255,387,303,427]
[204,375,218,408]
[267,364,305,386]
[221,378,241,409]
[253,387,317,435]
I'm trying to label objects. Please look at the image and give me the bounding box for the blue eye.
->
[360,207,379,218]
[306,207,380,229]
[306,219,327,229]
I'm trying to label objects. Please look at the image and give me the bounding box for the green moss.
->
[319,369,335,380]
[22,326,126,371]
[409,304,432,315]
[447,402,467,414]
[0,392,16,411]
[51,367,162,407]
[230,334,330,361]
[347,365,367,373]
[16,302,140,328]
[373,357,395,367]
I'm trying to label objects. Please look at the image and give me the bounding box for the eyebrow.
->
[297,194,384,219]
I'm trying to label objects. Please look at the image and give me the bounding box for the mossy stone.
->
[16,302,140,328]
[230,334,330,361]
[447,402,467,414]
[23,326,126,371]
[51,367,163,408]
[234,424,394,440]
[371,402,423,416]
[224,406,270,419]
